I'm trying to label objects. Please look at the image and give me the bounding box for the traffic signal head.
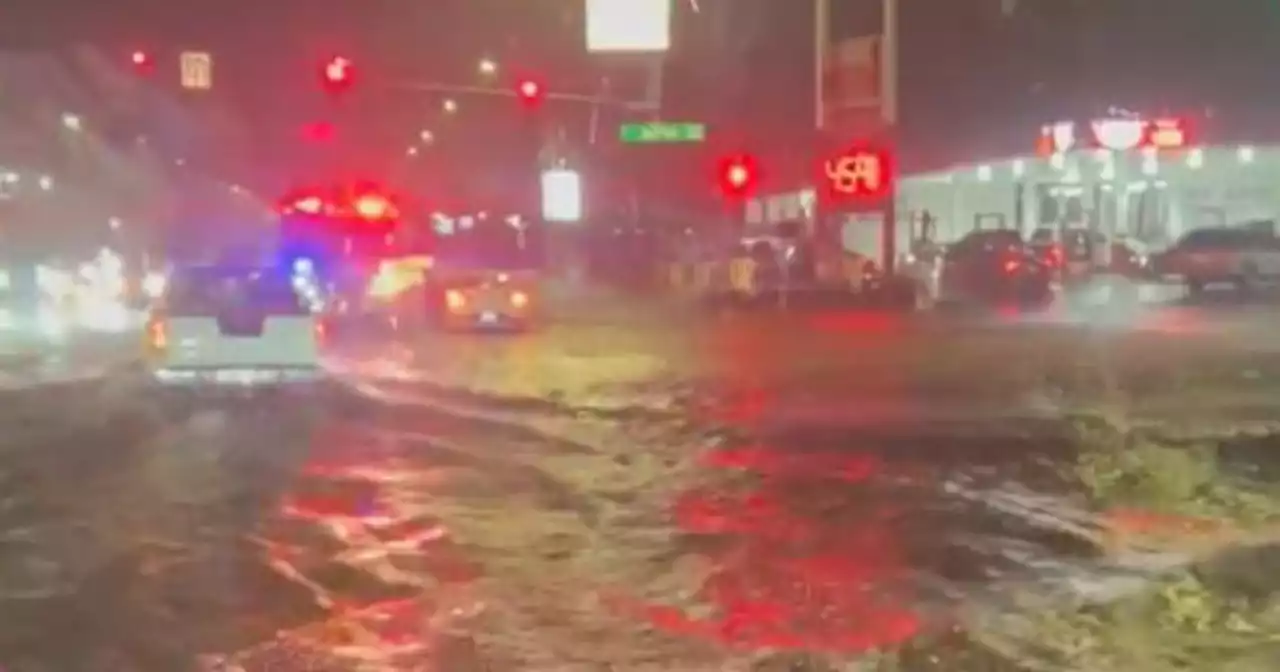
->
[516,78,544,107]
[322,56,354,92]
[718,154,758,198]
[130,50,154,73]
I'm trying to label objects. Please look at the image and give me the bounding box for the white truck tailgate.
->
[161,316,319,370]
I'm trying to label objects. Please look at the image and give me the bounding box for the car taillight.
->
[314,320,326,342]
[1003,259,1020,273]
[148,319,167,349]
[1047,244,1063,267]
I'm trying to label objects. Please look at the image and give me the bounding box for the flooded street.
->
[0,302,1277,671]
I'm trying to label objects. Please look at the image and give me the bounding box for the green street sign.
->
[619,122,706,144]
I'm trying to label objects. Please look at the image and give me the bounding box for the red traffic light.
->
[322,56,354,91]
[280,183,401,222]
[516,78,543,107]
[130,50,154,73]
[718,154,758,197]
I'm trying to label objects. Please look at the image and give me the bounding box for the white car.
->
[146,269,325,386]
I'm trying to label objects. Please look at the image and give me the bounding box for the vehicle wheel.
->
[1186,278,1205,298]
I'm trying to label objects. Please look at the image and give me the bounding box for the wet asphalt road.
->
[0,294,1277,671]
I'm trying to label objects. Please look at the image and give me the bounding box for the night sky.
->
[3,0,1280,188]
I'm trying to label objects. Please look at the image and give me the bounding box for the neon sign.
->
[1092,119,1145,151]
[1147,118,1186,149]
[1038,117,1188,153]
[823,146,892,201]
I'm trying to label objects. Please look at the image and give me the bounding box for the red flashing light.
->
[291,195,326,214]
[322,56,354,92]
[280,185,401,222]
[718,154,758,198]
[130,50,154,74]
[353,194,392,220]
[516,78,543,107]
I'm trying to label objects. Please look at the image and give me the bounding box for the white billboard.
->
[586,0,672,52]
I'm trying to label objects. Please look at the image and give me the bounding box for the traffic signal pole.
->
[394,77,656,286]
[393,80,653,110]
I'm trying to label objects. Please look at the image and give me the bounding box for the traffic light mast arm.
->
[393,80,654,110]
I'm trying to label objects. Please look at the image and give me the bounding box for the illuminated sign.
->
[586,0,671,52]
[823,146,892,202]
[1091,119,1145,151]
[1037,117,1189,153]
[541,169,583,222]
[1147,118,1186,149]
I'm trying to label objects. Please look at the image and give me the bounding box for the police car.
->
[145,267,325,386]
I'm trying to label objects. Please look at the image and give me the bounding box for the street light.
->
[419,129,435,143]
[61,113,82,131]
[442,98,458,113]
[478,58,498,75]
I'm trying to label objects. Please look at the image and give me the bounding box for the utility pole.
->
[881,0,899,275]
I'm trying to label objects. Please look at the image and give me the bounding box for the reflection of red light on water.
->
[675,491,815,541]
[282,492,393,522]
[653,484,920,653]
[712,387,773,424]
[701,445,881,482]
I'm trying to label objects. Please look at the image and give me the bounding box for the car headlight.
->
[510,291,529,308]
